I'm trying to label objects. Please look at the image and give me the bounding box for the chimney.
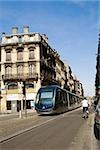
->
[12,27,18,34]
[23,26,29,33]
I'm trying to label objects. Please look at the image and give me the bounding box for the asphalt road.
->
[0,109,99,150]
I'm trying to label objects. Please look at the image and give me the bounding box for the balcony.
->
[1,33,41,47]
[3,73,38,81]
[41,58,55,71]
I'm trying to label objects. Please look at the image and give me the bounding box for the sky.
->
[0,0,99,96]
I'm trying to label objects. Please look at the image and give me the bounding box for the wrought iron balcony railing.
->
[3,73,38,81]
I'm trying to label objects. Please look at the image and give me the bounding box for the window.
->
[6,51,11,61]
[29,64,35,75]
[25,82,34,88]
[41,91,53,99]
[8,82,18,90]
[29,50,34,59]
[5,66,12,76]
[29,47,35,59]
[17,65,23,77]
[17,51,23,60]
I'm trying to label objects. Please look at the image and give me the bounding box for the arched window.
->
[25,82,34,88]
[8,82,18,89]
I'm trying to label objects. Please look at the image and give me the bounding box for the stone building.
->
[0,26,84,113]
[95,33,100,97]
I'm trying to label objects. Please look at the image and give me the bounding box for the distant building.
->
[0,26,84,113]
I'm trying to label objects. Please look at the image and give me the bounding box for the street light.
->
[22,81,27,117]
[18,82,23,119]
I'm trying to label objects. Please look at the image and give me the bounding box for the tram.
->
[35,85,83,114]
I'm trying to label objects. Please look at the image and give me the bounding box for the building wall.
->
[95,33,100,98]
[0,26,84,113]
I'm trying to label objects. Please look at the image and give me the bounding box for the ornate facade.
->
[0,26,84,113]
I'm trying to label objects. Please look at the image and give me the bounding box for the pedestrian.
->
[81,97,89,118]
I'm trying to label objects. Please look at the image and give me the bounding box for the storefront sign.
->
[26,93,36,100]
[7,94,19,101]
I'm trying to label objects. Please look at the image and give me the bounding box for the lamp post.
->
[22,81,27,117]
[18,81,27,118]
[18,82,23,119]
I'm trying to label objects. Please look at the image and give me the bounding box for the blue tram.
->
[35,85,83,114]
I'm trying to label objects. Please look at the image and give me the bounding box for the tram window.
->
[75,97,77,103]
[69,94,74,105]
[60,91,64,104]
[61,90,66,104]
[63,92,67,104]
[56,89,61,103]
[57,89,60,95]
[73,97,75,104]
[65,92,68,106]
[77,98,79,103]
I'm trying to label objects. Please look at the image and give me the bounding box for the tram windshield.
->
[41,91,53,99]
[35,90,54,105]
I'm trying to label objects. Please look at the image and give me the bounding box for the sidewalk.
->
[0,109,37,142]
[68,113,100,150]
[0,109,36,120]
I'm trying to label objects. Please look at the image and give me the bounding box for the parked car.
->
[94,100,100,140]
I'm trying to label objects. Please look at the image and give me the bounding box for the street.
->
[0,1,100,150]
[0,109,99,150]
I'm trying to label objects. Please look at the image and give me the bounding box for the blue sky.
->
[0,0,99,96]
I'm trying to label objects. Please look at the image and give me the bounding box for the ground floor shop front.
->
[7,100,34,112]
[0,93,36,113]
